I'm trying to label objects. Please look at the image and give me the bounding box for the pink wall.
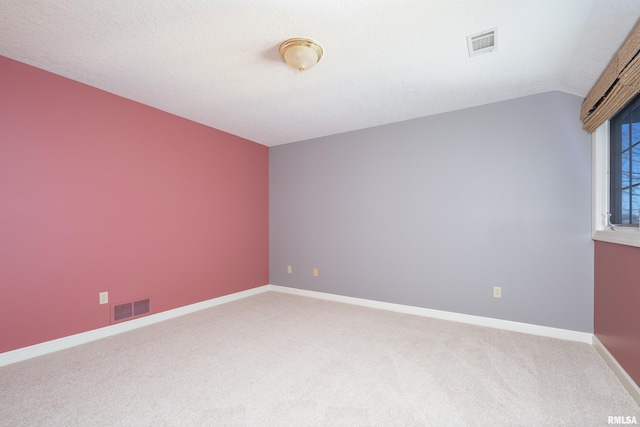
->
[0,56,269,353]
[594,241,640,385]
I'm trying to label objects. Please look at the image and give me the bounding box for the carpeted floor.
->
[0,291,638,426]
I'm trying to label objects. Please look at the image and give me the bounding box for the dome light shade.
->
[279,38,323,71]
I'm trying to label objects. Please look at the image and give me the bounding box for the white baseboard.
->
[3,283,637,408]
[0,283,607,368]
[0,285,271,367]
[593,336,640,406]
[267,285,594,344]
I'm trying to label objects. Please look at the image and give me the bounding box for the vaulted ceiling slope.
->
[1,1,640,146]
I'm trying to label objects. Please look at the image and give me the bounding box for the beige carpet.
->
[0,291,638,426]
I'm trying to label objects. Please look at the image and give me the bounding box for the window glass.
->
[610,94,640,225]
[622,150,630,188]
[633,186,640,224]
[621,118,630,150]
[633,143,640,186]
[631,105,640,143]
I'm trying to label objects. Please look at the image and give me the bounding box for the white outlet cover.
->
[99,291,109,304]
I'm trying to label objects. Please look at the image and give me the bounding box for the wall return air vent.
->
[467,28,497,57]
[112,298,151,323]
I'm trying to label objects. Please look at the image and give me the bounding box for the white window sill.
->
[593,228,640,248]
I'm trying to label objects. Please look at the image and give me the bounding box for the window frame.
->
[592,121,640,247]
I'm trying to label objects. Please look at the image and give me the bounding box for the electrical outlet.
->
[493,286,502,298]
[99,291,109,305]
[312,268,318,277]
[287,265,292,274]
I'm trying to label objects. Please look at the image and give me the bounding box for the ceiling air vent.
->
[467,28,497,57]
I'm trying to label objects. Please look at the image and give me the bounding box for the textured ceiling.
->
[1,1,640,146]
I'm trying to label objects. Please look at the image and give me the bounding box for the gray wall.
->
[269,91,593,332]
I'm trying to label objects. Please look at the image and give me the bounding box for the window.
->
[609,93,640,226]
[585,21,640,246]
[592,97,640,248]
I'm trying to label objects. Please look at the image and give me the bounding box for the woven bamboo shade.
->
[581,21,640,133]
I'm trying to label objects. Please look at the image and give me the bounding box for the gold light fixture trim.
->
[279,38,324,71]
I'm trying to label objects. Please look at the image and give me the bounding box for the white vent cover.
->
[467,28,497,57]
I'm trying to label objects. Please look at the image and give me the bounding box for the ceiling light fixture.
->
[279,38,323,71]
